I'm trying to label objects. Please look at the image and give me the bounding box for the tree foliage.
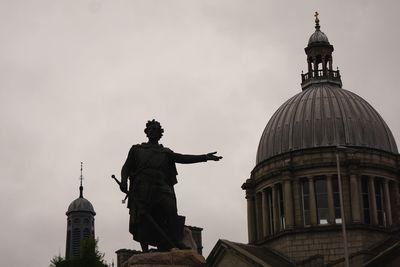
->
[50,254,64,267]
[50,237,108,267]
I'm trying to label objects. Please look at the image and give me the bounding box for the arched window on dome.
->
[301,179,311,226]
[301,177,330,226]
[361,176,371,224]
[374,178,386,226]
[315,177,328,225]
[331,176,342,223]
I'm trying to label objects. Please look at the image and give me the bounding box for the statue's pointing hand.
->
[206,151,223,161]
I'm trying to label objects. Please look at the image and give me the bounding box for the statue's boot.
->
[140,242,149,253]
[169,215,191,250]
[176,242,191,250]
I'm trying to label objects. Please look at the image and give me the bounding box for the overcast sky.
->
[1,1,400,266]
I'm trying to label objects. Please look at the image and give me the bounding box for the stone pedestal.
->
[122,249,206,267]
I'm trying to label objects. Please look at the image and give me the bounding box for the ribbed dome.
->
[256,84,398,164]
[66,197,96,215]
[308,29,329,44]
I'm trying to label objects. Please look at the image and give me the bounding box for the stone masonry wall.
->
[265,229,388,264]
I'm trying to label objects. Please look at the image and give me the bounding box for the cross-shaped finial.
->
[314,11,320,30]
[79,162,84,198]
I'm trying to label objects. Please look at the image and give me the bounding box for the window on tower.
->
[72,228,81,257]
[277,184,286,230]
[66,230,71,258]
[83,228,90,238]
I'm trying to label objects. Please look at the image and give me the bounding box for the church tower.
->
[65,162,96,259]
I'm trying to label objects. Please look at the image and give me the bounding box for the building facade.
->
[208,15,400,267]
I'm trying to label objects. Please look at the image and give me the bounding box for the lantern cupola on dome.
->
[301,12,342,90]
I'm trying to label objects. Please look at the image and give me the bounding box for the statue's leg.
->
[175,216,190,250]
[142,211,176,251]
[157,193,188,249]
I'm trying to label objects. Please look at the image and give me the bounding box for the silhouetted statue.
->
[118,120,222,252]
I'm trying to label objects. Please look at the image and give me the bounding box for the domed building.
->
[208,14,400,267]
[65,163,96,259]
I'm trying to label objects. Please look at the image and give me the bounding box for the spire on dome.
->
[79,162,84,198]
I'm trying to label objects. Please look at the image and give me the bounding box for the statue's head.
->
[144,119,164,142]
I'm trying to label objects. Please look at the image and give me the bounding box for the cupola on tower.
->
[65,162,96,259]
[240,13,400,266]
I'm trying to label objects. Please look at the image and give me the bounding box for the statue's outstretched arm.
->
[172,151,222,164]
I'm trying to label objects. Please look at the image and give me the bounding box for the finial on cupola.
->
[79,162,84,198]
[315,11,320,30]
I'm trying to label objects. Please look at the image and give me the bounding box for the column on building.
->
[322,57,326,75]
[293,180,303,227]
[369,177,379,225]
[255,191,263,240]
[383,179,392,226]
[246,193,257,243]
[313,58,318,77]
[326,175,335,224]
[389,181,400,225]
[307,58,312,74]
[272,185,279,233]
[262,189,270,237]
[342,173,352,224]
[350,174,361,223]
[308,177,318,225]
[283,179,294,228]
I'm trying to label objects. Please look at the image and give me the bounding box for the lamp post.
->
[335,145,356,267]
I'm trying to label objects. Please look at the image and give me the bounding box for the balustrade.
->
[301,69,341,82]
